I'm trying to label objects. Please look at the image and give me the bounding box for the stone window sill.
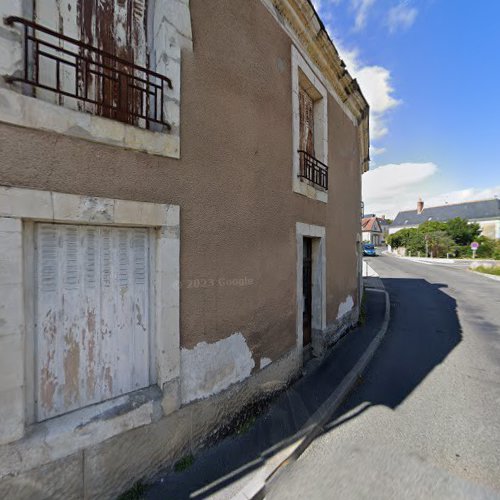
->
[1,386,167,478]
[0,88,180,158]
[294,177,328,203]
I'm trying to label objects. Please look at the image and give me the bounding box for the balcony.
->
[4,16,172,131]
[298,150,328,190]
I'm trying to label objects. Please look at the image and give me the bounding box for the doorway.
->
[302,237,312,346]
[302,237,313,346]
[296,223,326,357]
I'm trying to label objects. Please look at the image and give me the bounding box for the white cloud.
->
[363,162,500,218]
[370,145,386,156]
[311,0,323,11]
[357,65,400,139]
[362,162,438,217]
[426,186,500,208]
[315,3,401,146]
[355,65,400,114]
[387,3,418,33]
[351,0,376,31]
[337,45,400,140]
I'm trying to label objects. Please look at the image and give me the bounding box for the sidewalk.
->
[144,283,389,500]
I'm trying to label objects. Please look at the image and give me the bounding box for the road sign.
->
[471,242,479,250]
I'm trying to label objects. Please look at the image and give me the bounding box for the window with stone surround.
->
[299,85,316,157]
[292,45,328,203]
[0,0,193,158]
[0,187,180,443]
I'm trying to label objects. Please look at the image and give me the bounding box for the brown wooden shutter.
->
[299,88,315,156]
[77,0,148,125]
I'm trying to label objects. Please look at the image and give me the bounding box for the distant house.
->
[390,198,500,239]
[378,216,391,243]
[362,216,383,245]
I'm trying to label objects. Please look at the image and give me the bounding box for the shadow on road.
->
[145,278,462,499]
[325,277,462,432]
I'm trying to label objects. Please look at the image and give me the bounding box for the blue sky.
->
[312,0,500,217]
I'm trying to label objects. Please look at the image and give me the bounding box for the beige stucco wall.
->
[478,220,500,240]
[0,0,361,365]
[0,0,362,495]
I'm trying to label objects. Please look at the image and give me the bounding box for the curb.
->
[390,255,456,265]
[468,269,500,282]
[233,286,391,500]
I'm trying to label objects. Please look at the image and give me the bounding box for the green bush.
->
[388,218,492,259]
[452,239,500,259]
[426,231,455,258]
[494,243,500,260]
[387,228,425,254]
[452,245,472,259]
[445,218,481,246]
[476,236,495,258]
[418,220,447,234]
[473,266,500,276]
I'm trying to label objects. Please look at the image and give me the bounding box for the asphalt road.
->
[266,255,500,499]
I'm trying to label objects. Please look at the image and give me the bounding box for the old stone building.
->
[0,0,369,497]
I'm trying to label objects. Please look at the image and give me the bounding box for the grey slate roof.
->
[392,198,500,228]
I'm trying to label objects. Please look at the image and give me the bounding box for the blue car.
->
[363,243,377,256]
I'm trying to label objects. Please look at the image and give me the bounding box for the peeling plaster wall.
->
[0,1,362,492]
[0,0,361,411]
[0,2,23,80]
[0,0,361,393]
[337,295,354,320]
[0,348,301,500]
[312,305,359,358]
[180,332,255,404]
[0,0,361,422]
[260,357,272,369]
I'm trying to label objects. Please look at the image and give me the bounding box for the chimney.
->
[417,198,424,214]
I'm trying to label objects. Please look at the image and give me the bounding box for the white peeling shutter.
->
[35,223,151,421]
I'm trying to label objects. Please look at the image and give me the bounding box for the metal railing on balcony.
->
[4,16,172,130]
[298,150,328,190]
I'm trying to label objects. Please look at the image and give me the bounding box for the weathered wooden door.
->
[299,87,315,156]
[35,223,151,421]
[34,0,148,124]
[79,0,148,124]
[302,237,312,346]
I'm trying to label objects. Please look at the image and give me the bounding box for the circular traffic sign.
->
[471,242,479,250]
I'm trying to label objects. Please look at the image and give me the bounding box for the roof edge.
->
[395,198,500,217]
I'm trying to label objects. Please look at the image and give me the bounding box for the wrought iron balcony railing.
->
[298,150,328,190]
[4,16,172,130]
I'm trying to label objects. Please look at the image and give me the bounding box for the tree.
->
[387,228,425,254]
[387,229,413,249]
[387,218,485,258]
[445,217,480,246]
[419,220,447,234]
[476,236,496,258]
[426,231,454,258]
